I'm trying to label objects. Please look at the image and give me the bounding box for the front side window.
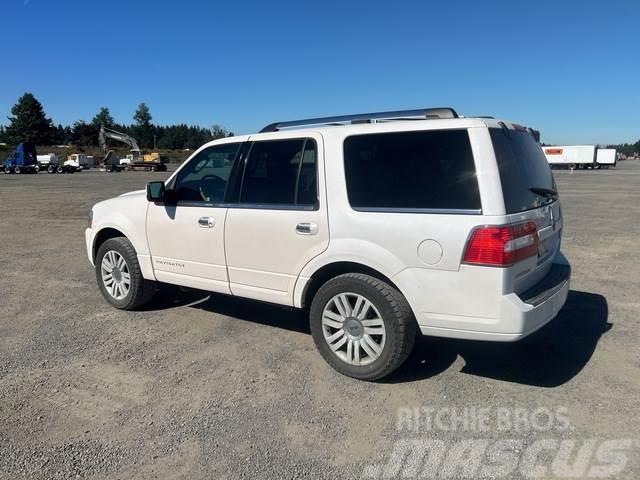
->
[240,138,318,207]
[343,130,480,211]
[173,143,241,203]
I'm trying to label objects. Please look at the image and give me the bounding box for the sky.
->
[1,0,639,145]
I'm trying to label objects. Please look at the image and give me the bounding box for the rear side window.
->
[490,128,556,213]
[240,139,318,207]
[343,130,480,211]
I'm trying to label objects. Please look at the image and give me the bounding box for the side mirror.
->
[146,181,165,202]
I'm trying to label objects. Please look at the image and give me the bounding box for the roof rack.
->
[259,107,459,133]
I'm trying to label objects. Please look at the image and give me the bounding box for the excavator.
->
[99,126,167,172]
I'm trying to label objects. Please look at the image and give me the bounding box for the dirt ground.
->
[1,161,639,479]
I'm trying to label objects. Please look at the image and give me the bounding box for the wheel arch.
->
[92,227,128,262]
[299,261,402,309]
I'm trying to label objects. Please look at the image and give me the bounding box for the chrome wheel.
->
[321,292,386,366]
[101,250,131,300]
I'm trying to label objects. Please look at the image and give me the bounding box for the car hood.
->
[119,189,146,198]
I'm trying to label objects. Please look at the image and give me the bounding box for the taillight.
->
[463,221,538,267]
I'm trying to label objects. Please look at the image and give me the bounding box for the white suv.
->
[86,108,570,380]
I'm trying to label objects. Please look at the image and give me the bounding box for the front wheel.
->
[310,273,417,381]
[95,237,155,310]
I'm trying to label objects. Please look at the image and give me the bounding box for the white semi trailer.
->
[596,148,617,168]
[542,145,597,169]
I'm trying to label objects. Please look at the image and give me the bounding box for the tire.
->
[56,165,64,174]
[95,237,155,310]
[34,165,40,173]
[309,273,417,380]
[48,165,55,173]
[4,166,12,174]
[14,166,21,174]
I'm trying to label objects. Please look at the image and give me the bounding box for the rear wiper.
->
[529,187,558,199]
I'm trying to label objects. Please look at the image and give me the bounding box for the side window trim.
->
[293,139,308,205]
[235,141,255,205]
[224,141,252,204]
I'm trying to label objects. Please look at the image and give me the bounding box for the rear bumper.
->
[414,256,571,342]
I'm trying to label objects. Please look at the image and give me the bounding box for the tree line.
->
[0,93,233,150]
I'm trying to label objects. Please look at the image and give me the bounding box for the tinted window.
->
[241,139,317,207]
[296,142,318,206]
[343,130,480,210]
[490,128,556,213]
[174,143,240,203]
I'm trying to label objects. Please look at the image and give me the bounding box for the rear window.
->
[490,128,556,213]
[343,130,480,211]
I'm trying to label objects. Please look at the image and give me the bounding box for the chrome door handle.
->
[198,217,215,228]
[296,222,318,235]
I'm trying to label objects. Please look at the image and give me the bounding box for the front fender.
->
[88,193,154,280]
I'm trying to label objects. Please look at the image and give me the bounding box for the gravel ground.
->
[1,162,639,479]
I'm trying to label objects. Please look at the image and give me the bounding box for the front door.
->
[224,133,329,305]
[146,140,243,293]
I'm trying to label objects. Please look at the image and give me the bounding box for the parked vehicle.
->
[3,143,39,174]
[37,153,59,170]
[542,145,598,169]
[66,154,94,170]
[48,164,77,173]
[99,126,167,172]
[596,148,617,168]
[85,108,570,380]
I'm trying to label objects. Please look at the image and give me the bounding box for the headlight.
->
[88,210,93,228]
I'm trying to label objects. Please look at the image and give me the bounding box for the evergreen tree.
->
[71,121,99,146]
[133,103,153,148]
[5,93,55,144]
[91,107,115,128]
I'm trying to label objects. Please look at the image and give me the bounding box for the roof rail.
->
[259,107,459,133]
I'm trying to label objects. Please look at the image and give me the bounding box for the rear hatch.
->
[490,125,562,293]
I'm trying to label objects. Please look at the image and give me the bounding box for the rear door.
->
[490,127,562,292]
[224,132,328,305]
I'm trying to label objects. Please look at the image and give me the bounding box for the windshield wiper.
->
[529,187,558,199]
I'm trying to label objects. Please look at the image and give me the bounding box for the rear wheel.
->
[95,237,155,310]
[309,273,417,381]
[14,166,21,174]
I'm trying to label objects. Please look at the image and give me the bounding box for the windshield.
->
[490,127,556,213]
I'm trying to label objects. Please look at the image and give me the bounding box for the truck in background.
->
[3,143,39,174]
[596,148,617,168]
[542,145,597,169]
[99,126,167,172]
[65,154,94,170]
[542,145,618,170]
[37,153,59,170]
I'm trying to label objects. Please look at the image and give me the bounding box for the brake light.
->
[463,222,538,267]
